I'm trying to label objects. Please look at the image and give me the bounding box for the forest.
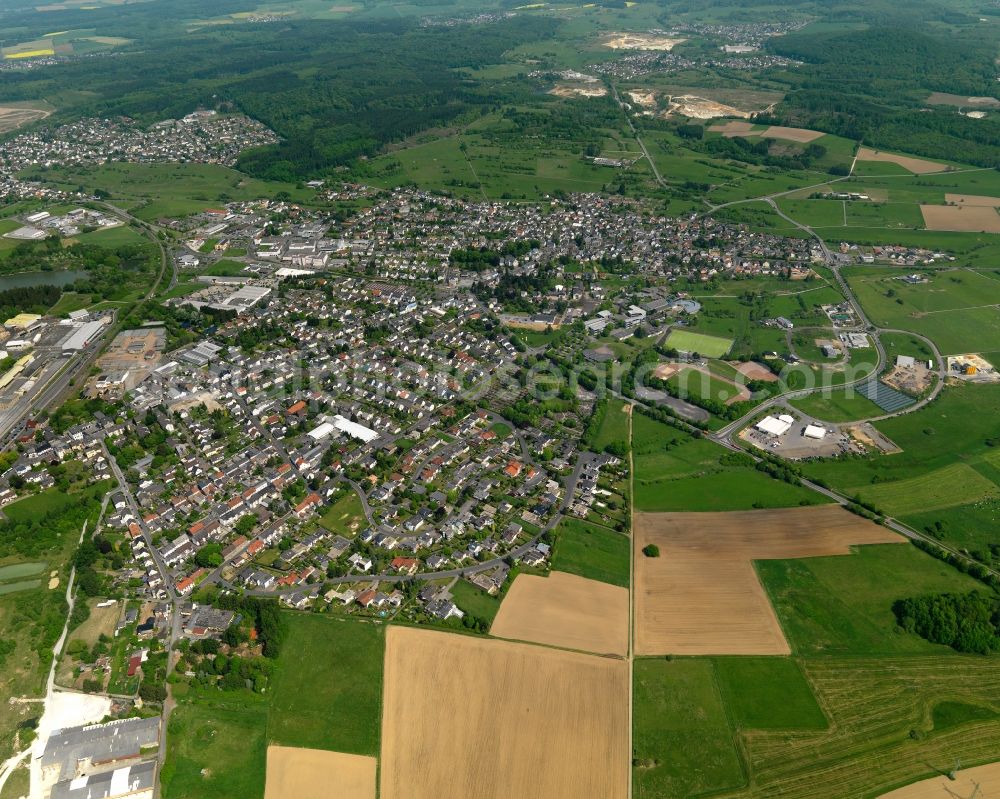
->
[766,26,1000,167]
[894,591,1000,654]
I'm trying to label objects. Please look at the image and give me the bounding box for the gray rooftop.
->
[42,717,160,778]
[50,760,156,799]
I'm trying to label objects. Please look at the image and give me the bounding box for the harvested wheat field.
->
[710,120,758,136]
[921,204,1000,233]
[878,761,1000,799]
[761,125,824,143]
[856,147,946,174]
[633,506,902,655]
[945,193,1000,207]
[380,626,628,799]
[490,571,628,656]
[265,746,376,799]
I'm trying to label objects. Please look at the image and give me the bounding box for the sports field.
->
[490,571,629,655]
[664,329,733,358]
[264,747,375,799]
[633,506,902,655]
[379,626,628,799]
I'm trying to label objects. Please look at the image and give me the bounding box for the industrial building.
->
[60,319,109,353]
[50,761,156,799]
[755,414,795,437]
[41,717,160,796]
[332,414,379,443]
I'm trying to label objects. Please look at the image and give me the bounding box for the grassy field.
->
[632,414,826,512]
[848,267,1000,355]
[268,614,383,755]
[317,491,368,537]
[713,657,827,730]
[664,329,734,358]
[162,696,268,799]
[163,614,384,799]
[3,487,76,524]
[635,654,1000,799]
[790,389,883,423]
[803,383,1000,546]
[590,399,631,453]
[450,579,501,624]
[549,517,629,587]
[757,543,988,656]
[857,462,1000,516]
[33,163,315,222]
[633,658,745,799]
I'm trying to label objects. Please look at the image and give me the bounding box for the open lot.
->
[490,571,628,656]
[264,746,376,799]
[856,147,947,175]
[633,506,902,655]
[921,204,1000,233]
[379,626,628,799]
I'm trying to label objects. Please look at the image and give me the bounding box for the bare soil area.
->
[633,506,902,655]
[603,33,686,50]
[380,626,628,799]
[490,571,628,656]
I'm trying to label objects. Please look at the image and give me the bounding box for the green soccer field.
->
[664,329,734,358]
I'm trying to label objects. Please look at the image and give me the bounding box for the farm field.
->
[549,517,630,587]
[847,267,1000,355]
[921,204,1000,233]
[756,543,986,656]
[631,414,827,512]
[490,570,628,656]
[632,506,902,655]
[854,147,947,175]
[263,746,376,799]
[632,659,745,799]
[856,462,1000,516]
[802,383,1000,528]
[713,657,827,731]
[379,626,628,799]
[878,762,1000,798]
[636,655,1000,799]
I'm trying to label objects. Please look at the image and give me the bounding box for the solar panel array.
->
[857,380,915,413]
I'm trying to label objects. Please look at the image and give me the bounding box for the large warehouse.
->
[60,320,108,353]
